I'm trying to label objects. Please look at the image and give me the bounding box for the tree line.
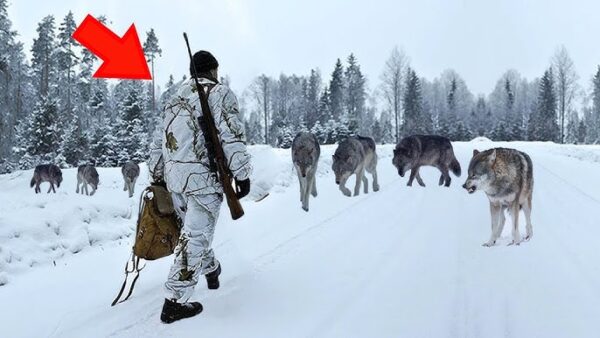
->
[1,0,599,174]
[0,1,164,173]
[242,46,600,148]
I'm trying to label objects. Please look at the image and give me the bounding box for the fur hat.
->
[190,50,219,75]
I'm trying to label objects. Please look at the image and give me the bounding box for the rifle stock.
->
[183,33,244,220]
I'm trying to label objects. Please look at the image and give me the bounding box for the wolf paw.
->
[302,206,309,212]
[373,184,380,192]
[508,240,521,246]
[482,241,495,247]
[342,190,351,197]
[523,235,532,241]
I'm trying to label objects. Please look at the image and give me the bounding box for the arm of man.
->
[213,87,253,181]
[148,122,165,183]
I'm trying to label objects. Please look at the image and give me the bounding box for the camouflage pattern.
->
[164,193,222,302]
[148,77,252,195]
[148,77,252,302]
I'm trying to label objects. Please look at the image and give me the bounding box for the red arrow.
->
[72,15,151,80]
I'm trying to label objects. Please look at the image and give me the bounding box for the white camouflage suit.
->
[148,77,252,302]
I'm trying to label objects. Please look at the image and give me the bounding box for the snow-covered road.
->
[2,141,600,338]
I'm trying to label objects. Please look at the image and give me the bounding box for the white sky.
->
[7,0,600,96]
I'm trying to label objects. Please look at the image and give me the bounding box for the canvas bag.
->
[111,183,182,306]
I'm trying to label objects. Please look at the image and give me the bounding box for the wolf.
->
[392,135,461,187]
[30,164,63,194]
[292,132,320,211]
[122,161,140,198]
[332,135,379,197]
[462,148,534,247]
[76,164,99,196]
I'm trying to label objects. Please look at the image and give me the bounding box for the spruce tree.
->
[591,66,600,143]
[143,28,162,114]
[344,53,366,134]
[329,59,345,120]
[31,15,57,97]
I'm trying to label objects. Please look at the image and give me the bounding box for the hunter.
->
[148,51,252,324]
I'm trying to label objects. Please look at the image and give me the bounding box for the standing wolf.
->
[392,135,461,187]
[30,164,62,194]
[292,132,320,212]
[121,161,140,198]
[76,165,99,196]
[148,50,252,323]
[462,148,534,246]
[332,135,379,197]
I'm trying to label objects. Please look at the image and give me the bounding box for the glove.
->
[235,179,250,199]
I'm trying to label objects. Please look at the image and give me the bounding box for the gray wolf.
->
[332,135,379,197]
[30,164,63,194]
[121,161,140,198]
[76,164,99,196]
[462,148,534,246]
[292,132,320,212]
[392,135,461,187]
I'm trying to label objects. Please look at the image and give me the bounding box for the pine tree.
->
[143,28,162,114]
[402,68,430,135]
[591,66,600,143]
[56,11,78,116]
[22,97,61,157]
[305,69,321,130]
[329,59,345,120]
[344,53,366,134]
[61,114,88,166]
[530,69,559,141]
[116,81,148,163]
[31,15,57,97]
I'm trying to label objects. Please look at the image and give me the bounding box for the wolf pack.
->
[292,133,534,247]
[29,161,141,198]
[28,133,533,247]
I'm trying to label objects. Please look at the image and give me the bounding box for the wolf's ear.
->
[473,149,480,157]
[489,149,496,163]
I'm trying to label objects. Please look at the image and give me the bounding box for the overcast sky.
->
[7,0,600,97]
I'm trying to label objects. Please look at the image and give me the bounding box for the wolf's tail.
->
[30,177,35,188]
[450,156,461,177]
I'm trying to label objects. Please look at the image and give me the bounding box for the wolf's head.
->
[52,166,63,187]
[331,153,354,184]
[392,147,414,177]
[293,147,317,178]
[463,149,496,194]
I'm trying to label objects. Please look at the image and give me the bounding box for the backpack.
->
[111,183,182,306]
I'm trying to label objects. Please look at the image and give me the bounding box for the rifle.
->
[183,33,244,220]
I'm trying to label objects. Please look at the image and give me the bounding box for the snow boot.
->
[160,298,203,324]
[205,264,221,290]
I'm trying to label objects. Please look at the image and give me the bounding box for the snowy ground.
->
[1,141,600,338]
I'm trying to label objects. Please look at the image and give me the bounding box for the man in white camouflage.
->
[148,50,252,324]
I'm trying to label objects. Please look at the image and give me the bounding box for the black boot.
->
[160,298,203,324]
[205,264,221,290]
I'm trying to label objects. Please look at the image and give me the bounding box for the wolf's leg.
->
[354,167,364,196]
[35,183,40,194]
[508,202,521,245]
[47,183,53,194]
[415,169,426,187]
[339,177,351,197]
[296,170,304,202]
[438,174,445,186]
[523,197,533,241]
[372,168,380,192]
[407,168,418,187]
[76,178,80,193]
[483,203,502,247]
[362,171,369,194]
[310,172,318,197]
[123,179,127,191]
[440,166,451,187]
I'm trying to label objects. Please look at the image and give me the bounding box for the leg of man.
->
[165,193,222,302]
